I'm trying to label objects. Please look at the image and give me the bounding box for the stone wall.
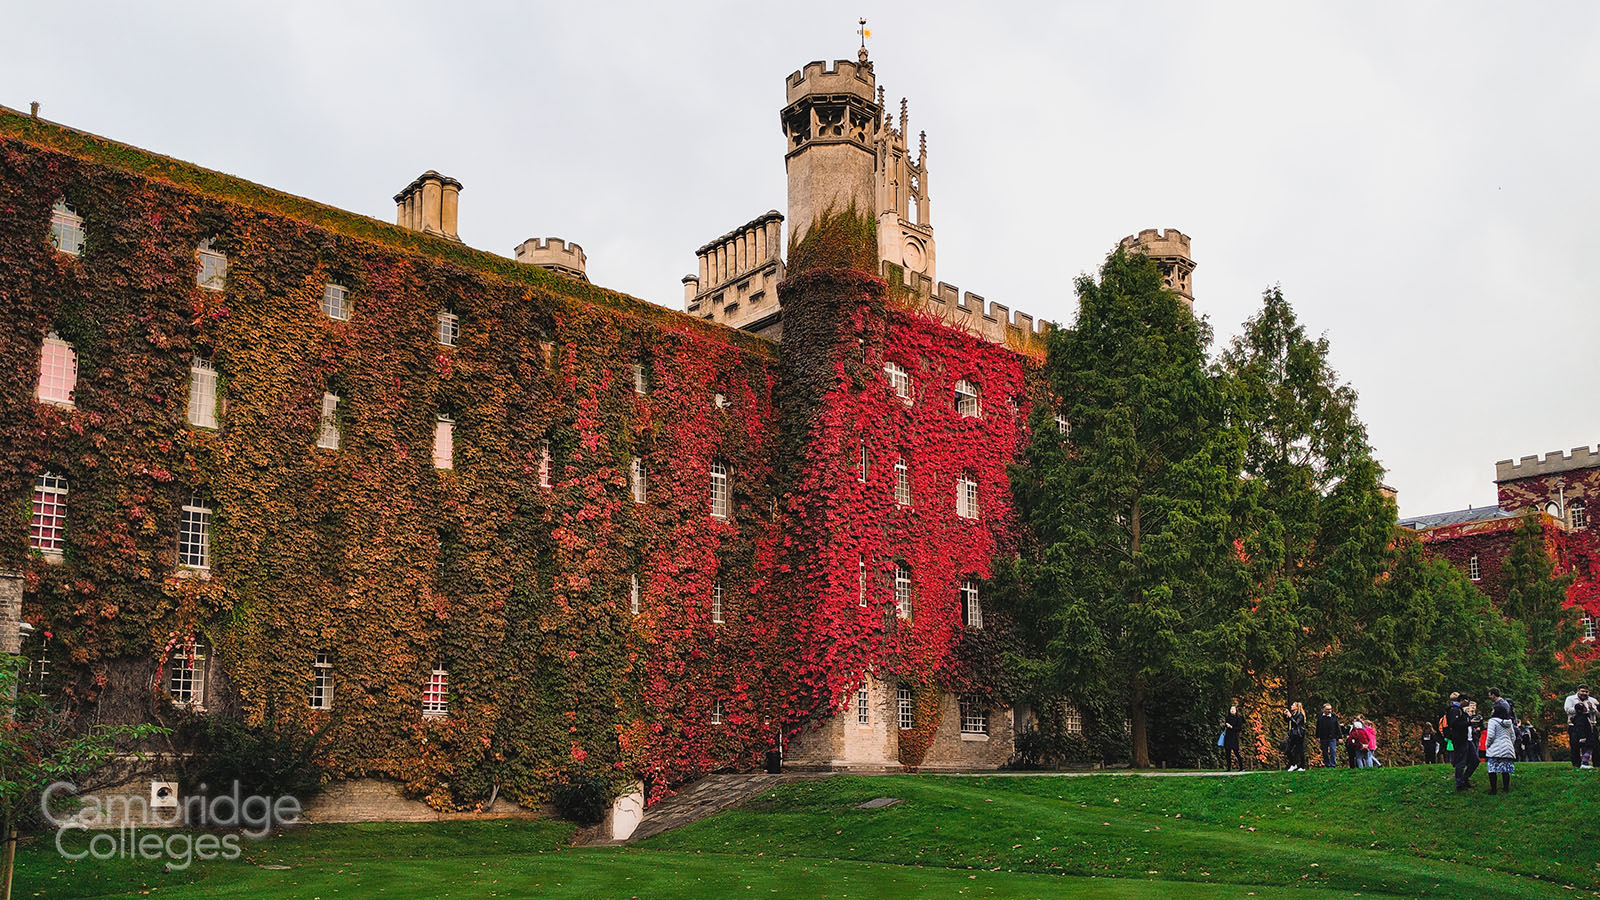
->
[918,693,1016,770]
[783,676,900,770]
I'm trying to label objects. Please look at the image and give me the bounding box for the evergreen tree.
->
[1014,248,1251,767]
[1500,513,1580,724]
[1219,288,1395,707]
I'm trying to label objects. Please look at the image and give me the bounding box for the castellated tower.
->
[780,50,884,246]
[1120,228,1196,307]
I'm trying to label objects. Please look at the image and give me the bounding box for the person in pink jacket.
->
[1351,716,1378,767]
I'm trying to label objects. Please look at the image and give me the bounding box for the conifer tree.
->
[1015,248,1250,767]
[1219,288,1395,706]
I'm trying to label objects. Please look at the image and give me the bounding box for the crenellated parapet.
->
[1496,446,1600,482]
[514,237,588,282]
[684,211,785,334]
[887,263,1051,353]
[1120,228,1194,306]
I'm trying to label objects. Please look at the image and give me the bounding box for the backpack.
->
[1438,713,1449,734]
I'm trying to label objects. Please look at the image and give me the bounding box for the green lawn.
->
[16,764,1599,899]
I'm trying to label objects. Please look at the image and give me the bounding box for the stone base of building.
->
[782,677,1016,771]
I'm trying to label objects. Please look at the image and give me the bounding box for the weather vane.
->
[859,17,871,48]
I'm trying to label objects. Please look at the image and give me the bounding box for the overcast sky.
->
[7,2,1596,517]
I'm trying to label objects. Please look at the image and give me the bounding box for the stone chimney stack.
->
[394,171,463,241]
[514,237,589,282]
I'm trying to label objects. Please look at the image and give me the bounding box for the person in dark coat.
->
[1421,724,1441,764]
[1315,704,1340,767]
[1283,702,1308,771]
[1222,704,1246,771]
[1445,692,1477,791]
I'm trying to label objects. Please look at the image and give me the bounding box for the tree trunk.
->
[1131,677,1150,768]
[2,826,15,900]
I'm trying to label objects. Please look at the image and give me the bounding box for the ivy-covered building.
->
[1,49,1194,812]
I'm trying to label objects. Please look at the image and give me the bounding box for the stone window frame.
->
[959,696,988,736]
[310,650,334,710]
[856,687,870,725]
[167,641,208,710]
[1571,499,1587,530]
[1467,551,1481,582]
[188,358,219,429]
[422,664,449,718]
[30,472,69,559]
[36,332,77,408]
[177,491,212,572]
[49,200,85,256]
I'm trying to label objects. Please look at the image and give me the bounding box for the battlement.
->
[786,59,877,104]
[1120,228,1191,258]
[1119,227,1195,305]
[888,263,1052,352]
[1495,445,1600,482]
[514,237,588,282]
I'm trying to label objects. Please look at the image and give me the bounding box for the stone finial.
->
[394,171,463,242]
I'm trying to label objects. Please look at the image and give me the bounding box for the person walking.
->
[1283,702,1308,771]
[1222,704,1247,772]
[1566,685,1597,769]
[1485,705,1517,794]
[1315,704,1340,768]
[1444,692,1477,791]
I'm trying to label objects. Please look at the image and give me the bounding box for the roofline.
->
[0,105,777,359]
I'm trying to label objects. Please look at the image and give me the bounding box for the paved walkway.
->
[581,773,830,845]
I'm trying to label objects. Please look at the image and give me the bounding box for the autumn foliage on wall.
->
[768,263,1034,764]
[0,128,793,809]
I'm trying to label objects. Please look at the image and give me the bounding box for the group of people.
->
[1216,684,1600,795]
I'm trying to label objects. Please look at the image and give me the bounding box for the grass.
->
[15,764,1598,899]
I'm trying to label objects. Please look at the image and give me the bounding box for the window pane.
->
[188,360,218,428]
[37,335,77,406]
[179,494,211,569]
[30,473,68,554]
[437,311,459,346]
[317,392,340,449]
[321,284,350,321]
[50,202,85,256]
[433,418,454,469]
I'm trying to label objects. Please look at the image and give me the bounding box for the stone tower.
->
[780,50,884,245]
[875,91,934,282]
[1119,229,1196,307]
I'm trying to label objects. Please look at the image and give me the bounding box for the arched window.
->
[956,471,979,519]
[954,380,980,417]
[49,200,85,256]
